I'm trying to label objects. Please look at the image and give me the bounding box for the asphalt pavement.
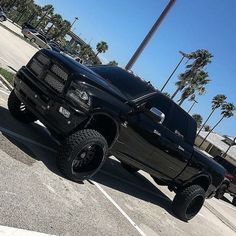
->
[0,21,236,236]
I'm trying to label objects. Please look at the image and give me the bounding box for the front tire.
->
[215,184,227,199]
[172,185,205,221]
[58,129,108,182]
[8,90,37,124]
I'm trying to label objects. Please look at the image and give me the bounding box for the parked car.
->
[8,49,225,221]
[22,28,51,49]
[214,155,236,205]
[48,41,64,53]
[0,7,7,22]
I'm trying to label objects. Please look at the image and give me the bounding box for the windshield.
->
[90,66,155,99]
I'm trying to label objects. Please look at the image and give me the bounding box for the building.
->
[195,131,236,164]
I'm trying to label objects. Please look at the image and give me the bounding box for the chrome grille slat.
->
[28,53,68,93]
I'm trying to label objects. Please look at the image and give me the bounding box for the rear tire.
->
[121,162,139,173]
[232,197,236,206]
[215,184,227,199]
[172,185,205,221]
[8,90,37,124]
[58,129,108,182]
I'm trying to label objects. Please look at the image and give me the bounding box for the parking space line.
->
[0,97,6,102]
[0,225,55,236]
[0,89,10,96]
[0,126,57,153]
[91,180,146,236]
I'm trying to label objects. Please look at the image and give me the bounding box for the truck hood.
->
[41,49,128,102]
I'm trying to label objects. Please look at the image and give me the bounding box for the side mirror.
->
[149,107,165,124]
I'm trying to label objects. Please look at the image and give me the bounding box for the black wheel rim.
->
[71,144,103,175]
[186,195,204,219]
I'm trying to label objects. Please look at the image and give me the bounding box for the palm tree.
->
[178,70,210,106]
[197,94,227,135]
[46,13,62,35]
[204,125,211,131]
[35,4,54,29]
[192,114,203,128]
[80,44,93,59]
[95,41,108,57]
[171,49,213,100]
[199,102,235,148]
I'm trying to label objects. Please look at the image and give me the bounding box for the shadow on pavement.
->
[0,105,174,216]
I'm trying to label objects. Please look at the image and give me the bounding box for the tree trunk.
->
[188,100,197,113]
[171,87,180,100]
[198,116,224,148]
[161,55,185,92]
[178,97,186,106]
[197,108,216,135]
[95,52,99,57]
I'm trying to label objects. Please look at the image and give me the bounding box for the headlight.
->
[67,88,91,108]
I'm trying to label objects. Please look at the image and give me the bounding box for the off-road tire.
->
[232,197,236,206]
[121,162,139,173]
[58,129,108,182]
[215,184,227,199]
[8,90,37,123]
[172,185,205,221]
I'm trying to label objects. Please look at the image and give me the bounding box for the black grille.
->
[28,53,68,93]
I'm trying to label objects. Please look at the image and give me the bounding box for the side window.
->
[38,35,46,42]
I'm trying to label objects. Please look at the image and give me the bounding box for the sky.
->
[35,0,236,136]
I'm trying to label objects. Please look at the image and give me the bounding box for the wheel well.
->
[85,114,118,147]
[183,176,210,192]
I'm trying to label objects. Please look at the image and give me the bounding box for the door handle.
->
[153,130,161,136]
[178,145,185,152]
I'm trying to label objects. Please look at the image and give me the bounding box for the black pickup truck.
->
[8,49,225,221]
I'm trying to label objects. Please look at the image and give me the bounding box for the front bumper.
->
[14,67,88,135]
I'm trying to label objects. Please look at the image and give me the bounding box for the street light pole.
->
[188,99,198,113]
[161,51,186,92]
[125,0,176,70]
[71,17,78,29]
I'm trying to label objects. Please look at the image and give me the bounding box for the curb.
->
[0,74,13,91]
[205,202,236,233]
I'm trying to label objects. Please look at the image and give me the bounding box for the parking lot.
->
[0,21,236,236]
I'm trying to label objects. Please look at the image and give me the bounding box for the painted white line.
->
[0,89,10,96]
[0,225,55,236]
[0,126,57,153]
[100,170,168,200]
[0,97,6,102]
[91,180,146,236]
[0,56,10,65]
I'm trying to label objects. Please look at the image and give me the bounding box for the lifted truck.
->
[8,49,225,221]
